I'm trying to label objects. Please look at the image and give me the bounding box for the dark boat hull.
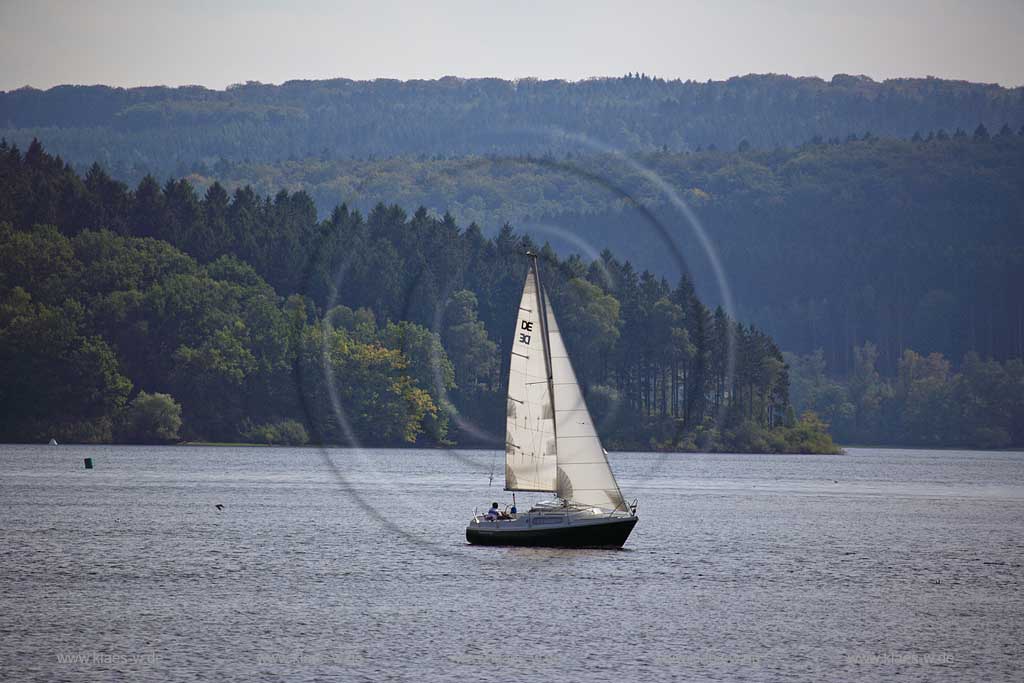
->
[466,517,637,548]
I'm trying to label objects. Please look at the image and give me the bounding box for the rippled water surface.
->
[1,445,1022,682]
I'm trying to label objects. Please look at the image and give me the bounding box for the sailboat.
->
[466,253,638,548]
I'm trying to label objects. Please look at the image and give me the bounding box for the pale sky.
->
[1,0,1021,91]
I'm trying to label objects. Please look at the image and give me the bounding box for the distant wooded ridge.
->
[2,73,1023,178]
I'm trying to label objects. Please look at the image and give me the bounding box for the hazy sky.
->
[1,0,1021,91]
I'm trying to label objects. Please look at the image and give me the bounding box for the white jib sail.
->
[546,304,628,511]
[504,268,558,492]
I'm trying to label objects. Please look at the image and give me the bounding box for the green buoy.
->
[84,457,93,469]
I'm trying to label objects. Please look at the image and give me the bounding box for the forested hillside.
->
[4,139,1021,448]
[181,133,1024,377]
[2,74,1023,179]
[1,140,840,452]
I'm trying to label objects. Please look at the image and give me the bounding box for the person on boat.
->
[486,502,513,520]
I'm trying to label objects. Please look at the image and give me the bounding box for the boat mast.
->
[528,252,554,383]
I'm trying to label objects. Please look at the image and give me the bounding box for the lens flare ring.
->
[295,126,738,562]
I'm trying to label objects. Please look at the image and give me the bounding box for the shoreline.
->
[16,441,1022,455]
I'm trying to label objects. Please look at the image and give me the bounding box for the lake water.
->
[1,445,1022,682]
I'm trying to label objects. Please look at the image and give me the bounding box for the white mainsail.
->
[503,258,627,511]
[504,267,558,492]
